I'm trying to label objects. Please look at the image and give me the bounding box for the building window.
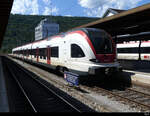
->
[71,44,85,58]
[51,47,59,57]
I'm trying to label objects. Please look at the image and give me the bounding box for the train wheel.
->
[63,67,68,72]
[56,66,69,76]
[56,66,61,75]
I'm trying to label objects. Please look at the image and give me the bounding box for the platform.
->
[123,69,150,86]
[0,57,9,112]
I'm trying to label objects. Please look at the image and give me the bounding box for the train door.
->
[36,48,39,62]
[47,46,51,64]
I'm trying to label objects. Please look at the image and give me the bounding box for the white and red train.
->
[11,28,121,76]
[117,40,150,61]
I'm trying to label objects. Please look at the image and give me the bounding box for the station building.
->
[35,18,59,41]
[102,8,126,18]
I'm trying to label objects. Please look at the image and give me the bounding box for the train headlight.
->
[114,59,117,62]
[89,59,100,63]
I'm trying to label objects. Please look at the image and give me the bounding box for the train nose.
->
[96,54,116,63]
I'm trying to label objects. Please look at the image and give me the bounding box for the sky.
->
[11,0,150,17]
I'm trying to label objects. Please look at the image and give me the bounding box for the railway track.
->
[2,57,95,112]
[81,84,150,111]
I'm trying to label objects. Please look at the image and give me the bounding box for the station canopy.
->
[0,0,13,48]
[74,3,150,43]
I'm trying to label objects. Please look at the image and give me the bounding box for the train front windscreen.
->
[87,28,115,63]
[87,29,113,54]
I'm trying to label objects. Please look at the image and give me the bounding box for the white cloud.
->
[31,0,39,15]
[64,15,72,17]
[11,0,39,15]
[43,7,51,15]
[11,0,27,14]
[78,0,109,9]
[42,0,59,15]
[43,6,59,15]
[11,0,59,15]
[42,0,51,5]
[78,0,142,17]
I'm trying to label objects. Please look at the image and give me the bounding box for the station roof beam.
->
[74,3,150,39]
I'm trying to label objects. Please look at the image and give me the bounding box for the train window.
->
[51,47,59,57]
[22,50,24,55]
[24,50,26,56]
[141,47,150,53]
[87,29,113,54]
[43,48,46,59]
[25,50,27,56]
[117,47,139,53]
[27,49,29,56]
[31,49,36,58]
[34,49,36,56]
[39,48,42,59]
[71,44,85,58]
[19,50,21,54]
[26,50,27,56]
[28,50,31,55]
[24,50,26,55]
[39,48,46,59]
[31,49,34,55]
[33,49,35,56]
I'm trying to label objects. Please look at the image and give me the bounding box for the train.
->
[117,40,150,61]
[11,28,121,76]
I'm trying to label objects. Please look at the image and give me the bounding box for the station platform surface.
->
[123,69,150,85]
[0,57,9,112]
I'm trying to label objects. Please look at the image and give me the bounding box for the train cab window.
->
[71,44,85,58]
[51,47,59,57]
[87,29,113,54]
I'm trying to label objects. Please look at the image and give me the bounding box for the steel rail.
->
[96,87,150,110]
[7,58,83,112]
[127,88,150,98]
[5,62,37,112]
[16,62,81,112]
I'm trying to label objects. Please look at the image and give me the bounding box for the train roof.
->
[13,27,106,51]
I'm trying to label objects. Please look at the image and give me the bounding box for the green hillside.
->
[1,14,99,53]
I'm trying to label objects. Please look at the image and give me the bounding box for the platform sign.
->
[64,71,79,86]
